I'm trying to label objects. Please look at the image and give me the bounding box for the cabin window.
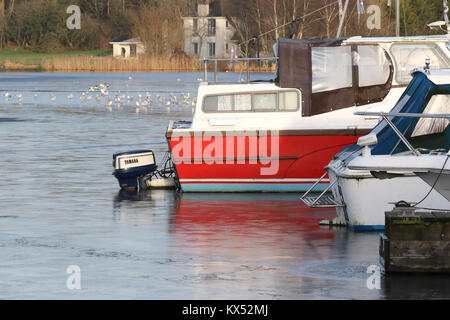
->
[357,45,391,87]
[202,91,300,113]
[234,94,252,111]
[279,91,299,111]
[204,95,233,112]
[254,93,277,111]
[217,95,233,111]
[312,46,353,93]
[390,43,450,84]
[411,94,450,137]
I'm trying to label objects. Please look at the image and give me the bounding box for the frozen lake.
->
[0,72,448,299]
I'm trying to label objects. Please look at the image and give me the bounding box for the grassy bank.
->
[0,48,275,72]
[0,48,111,71]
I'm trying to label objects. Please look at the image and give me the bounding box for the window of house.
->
[208,19,216,36]
[193,19,198,33]
[130,45,136,57]
[390,43,450,84]
[193,42,199,56]
[208,42,216,57]
[226,20,230,29]
[226,43,229,54]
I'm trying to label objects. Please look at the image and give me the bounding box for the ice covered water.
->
[0,72,448,299]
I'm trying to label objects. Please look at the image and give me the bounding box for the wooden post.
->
[380,208,450,273]
[214,60,218,84]
[246,60,250,84]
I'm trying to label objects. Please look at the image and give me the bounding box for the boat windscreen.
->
[337,71,450,164]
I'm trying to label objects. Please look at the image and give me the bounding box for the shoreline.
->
[0,53,275,73]
[0,67,275,73]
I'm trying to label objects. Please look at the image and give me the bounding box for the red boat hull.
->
[167,130,367,192]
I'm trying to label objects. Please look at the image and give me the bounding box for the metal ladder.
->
[300,172,344,208]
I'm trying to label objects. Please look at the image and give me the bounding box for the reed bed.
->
[3,59,41,71]
[40,54,202,72]
[1,53,275,73]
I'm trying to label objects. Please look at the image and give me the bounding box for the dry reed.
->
[1,54,275,73]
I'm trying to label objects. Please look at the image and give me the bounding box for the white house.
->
[183,4,238,59]
[109,38,145,58]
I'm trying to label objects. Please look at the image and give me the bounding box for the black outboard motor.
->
[113,150,157,189]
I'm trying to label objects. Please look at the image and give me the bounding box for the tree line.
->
[0,0,446,55]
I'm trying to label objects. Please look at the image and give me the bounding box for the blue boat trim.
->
[347,223,385,232]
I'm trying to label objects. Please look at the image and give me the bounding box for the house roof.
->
[109,38,142,45]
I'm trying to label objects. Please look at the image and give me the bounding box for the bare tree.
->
[0,0,14,48]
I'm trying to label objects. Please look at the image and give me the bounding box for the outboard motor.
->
[113,150,157,189]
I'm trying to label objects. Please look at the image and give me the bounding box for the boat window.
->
[411,94,450,137]
[390,43,450,84]
[279,91,298,111]
[253,93,277,111]
[234,94,251,111]
[312,46,353,93]
[357,45,391,87]
[204,95,232,112]
[202,91,300,113]
[217,95,233,111]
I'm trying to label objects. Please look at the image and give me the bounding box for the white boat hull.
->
[416,172,450,201]
[327,164,450,230]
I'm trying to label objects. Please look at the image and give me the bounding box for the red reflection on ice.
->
[172,194,336,248]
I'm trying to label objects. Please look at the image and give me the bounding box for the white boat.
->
[350,149,450,202]
[302,71,450,230]
[166,36,450,192]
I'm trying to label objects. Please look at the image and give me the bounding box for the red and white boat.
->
[167,36,450,192]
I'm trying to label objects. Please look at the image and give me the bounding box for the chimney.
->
[197,3,209,17]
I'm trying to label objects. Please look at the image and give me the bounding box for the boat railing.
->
[203,57,278,84]
[354,112,450,157]
[300,111,450,208]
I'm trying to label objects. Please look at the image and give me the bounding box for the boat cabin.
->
[276,36,450,116]
[174,36,450,133]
